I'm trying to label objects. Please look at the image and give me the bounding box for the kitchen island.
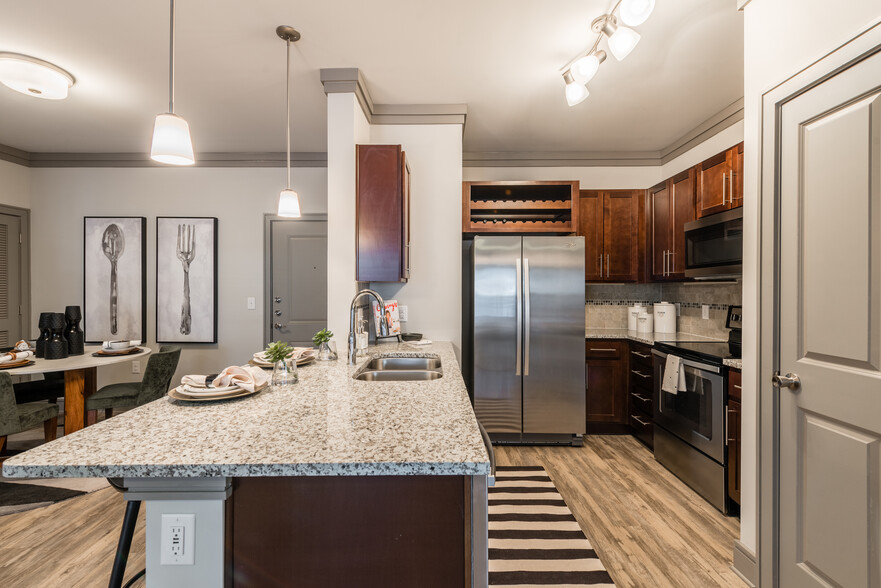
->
[2,341,490,588]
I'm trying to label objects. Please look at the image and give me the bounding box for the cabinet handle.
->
[662,250,668,276]
[632,415,650,426]
[631,392,649,402]
[730,171,735,204]
[631,370,650,379]
[733,384,742,390]
[606,253,610,278]
[726,407,738,444]
[722,172,727,205]
[631,351,650,359]
[669,251,674,274]
[589,347,616,352]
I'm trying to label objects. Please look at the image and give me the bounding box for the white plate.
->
[169,387,257,402]
[181,384,242,396]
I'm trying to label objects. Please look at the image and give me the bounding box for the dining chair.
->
[0,372,59,455]
[13,371,64,404]
[85,346,181,425]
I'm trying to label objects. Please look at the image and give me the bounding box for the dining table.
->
[8,345,152,435]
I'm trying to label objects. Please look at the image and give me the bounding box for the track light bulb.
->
[563,71,589,107]
[570,50,607,85]
[619,0,655,27]
[604,21,641,61]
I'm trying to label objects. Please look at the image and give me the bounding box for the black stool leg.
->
[109,500,141,588]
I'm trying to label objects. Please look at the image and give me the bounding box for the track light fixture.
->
[560,0,655,106]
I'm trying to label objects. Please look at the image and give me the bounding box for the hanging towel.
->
[661,355,687,395]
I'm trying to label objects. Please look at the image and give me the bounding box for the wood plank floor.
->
[0,435,739,587]
[495,435,743,588]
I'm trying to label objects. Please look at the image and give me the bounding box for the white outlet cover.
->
[399,305,409,322]
[161,514,195,565]
[702,304,710,320]
[131,360,140,374]
[247,297,256,310]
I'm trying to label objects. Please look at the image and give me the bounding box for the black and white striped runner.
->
[489,466,615,587]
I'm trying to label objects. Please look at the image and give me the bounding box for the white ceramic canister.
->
[654,301,677,333]
[637,312,654,333]
[628,305,646,331]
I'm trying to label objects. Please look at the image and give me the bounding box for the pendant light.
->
[150,0,194,165]
[619,0,656,27]
[0,53,75,100]
[563,71,589,107]
[570,50,607,85]
[595,15,640,62]
[276,25,302,218]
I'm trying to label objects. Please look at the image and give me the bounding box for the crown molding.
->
[0,149,327,168]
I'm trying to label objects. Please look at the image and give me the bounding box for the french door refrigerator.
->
[472,235,585,445]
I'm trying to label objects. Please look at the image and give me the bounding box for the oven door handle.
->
[651,349,720,374]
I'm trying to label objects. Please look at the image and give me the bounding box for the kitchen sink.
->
[353,356,443,381]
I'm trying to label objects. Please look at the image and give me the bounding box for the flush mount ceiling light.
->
[276,25,302,218]
[0,52,75,100]
[560,0,655,107]
[150,0,195,165]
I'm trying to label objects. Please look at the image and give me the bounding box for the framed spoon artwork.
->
[155,217,218,343]
[83,217,146,343]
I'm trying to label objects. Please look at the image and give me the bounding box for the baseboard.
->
[732,540,757,587]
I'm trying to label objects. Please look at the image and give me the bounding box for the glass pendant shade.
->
[619,0,655,27]
[607,25,641,61]
[0,53,74,100]
[278,189,301,217]
[570,50,606,85]
[150,113,195,165]
[565,80,589,107]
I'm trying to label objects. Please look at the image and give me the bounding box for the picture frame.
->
[156,217,218,343]
[83,216,147,343]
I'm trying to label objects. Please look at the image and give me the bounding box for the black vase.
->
[35,312,53,358]
[45,312,69,360]
[65,305,84,356]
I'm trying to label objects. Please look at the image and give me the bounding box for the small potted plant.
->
[265,340,298,387]
[313,329,336,361]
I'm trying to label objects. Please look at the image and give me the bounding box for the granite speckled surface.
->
[2,341,490,479]
[723,358,743,370]
[585,328,726,345]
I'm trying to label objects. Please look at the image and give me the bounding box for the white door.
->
[268,217,327,346]
[776,44,881,586]
[0,213,22,347]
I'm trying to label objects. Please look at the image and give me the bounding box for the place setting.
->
[92,340,145,357]
[0,341,36,370]
[169,365,270,403]
[250,347,317,369]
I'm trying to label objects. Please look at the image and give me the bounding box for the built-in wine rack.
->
[462,181,579,233]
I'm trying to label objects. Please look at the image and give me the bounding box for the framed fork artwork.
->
[156,217,218,343]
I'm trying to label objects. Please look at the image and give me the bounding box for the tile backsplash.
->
[585,282,742,339]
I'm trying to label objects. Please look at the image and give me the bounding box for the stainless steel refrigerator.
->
[471,235,585,445]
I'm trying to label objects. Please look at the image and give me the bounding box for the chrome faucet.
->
[348,288,389,364]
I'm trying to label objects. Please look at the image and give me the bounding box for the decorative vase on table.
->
[271,358,298,388]
[317,341,337,361]
[45,313,69,360]
[35,312,53,358]
[64,305,85,356]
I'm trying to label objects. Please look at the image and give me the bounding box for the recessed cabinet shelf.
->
[462,181,579,233]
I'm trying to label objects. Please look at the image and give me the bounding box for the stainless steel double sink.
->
[353,356,443,381]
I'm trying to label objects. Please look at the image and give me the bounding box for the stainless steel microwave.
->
[683,208,743,279]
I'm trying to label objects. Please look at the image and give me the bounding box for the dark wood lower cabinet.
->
[585,341,629,433]
[226,476,469,588]
[727,369,742,506]
[628,342,655,448]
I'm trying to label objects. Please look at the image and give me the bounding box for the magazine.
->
[371,299,401,336]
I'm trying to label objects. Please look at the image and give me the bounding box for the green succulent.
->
[264,341,294,363]
[312,329,334,346]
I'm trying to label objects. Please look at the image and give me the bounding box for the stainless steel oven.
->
[652,347,729,513]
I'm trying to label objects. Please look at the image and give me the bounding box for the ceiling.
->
[0,0,743,157]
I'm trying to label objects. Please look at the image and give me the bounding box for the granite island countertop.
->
[2,341,490,479]
[585,328,726,345]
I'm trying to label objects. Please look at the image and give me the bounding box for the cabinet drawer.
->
[629,366,653,386]
[586,341,626,359]
[728,369,742,401]
[630,413,653,449]
[630,389,652,415]
[629,345,653,367]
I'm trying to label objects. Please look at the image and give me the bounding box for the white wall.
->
[368,124,464,352]
[28,166,327,387]
[740,0,881,555]
[0,159,31,209]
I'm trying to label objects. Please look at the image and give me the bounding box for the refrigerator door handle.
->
[523,257,531,377]
[515,257,522,376]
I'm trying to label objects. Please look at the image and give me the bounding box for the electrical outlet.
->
[247,296,256,310]
[131,360,140,374]
[399,305,409,322]
[675,303,681,317]
[161,514,195,565]
[702,304,710,320]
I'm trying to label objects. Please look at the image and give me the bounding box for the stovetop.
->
[653,339,741,365]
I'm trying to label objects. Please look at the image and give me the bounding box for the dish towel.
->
[0,350,34,364]
[661,355,687,395]
[212,365,270,393]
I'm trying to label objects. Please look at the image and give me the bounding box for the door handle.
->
[730,171,735,204]
[606,253,610,278]
[772,372,801,390]
[668,251,674,274]
[274,310,282,316]
[274,297,282,303]
[273,322,283,330]
[598,254,602,278]
[515,257,522,377]
[722,172,727,205]
[662,250,668,276]
[523,257,531,377]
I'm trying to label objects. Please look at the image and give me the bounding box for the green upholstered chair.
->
[0,372,59,455]
[85,345,181,424]
[13,371,64,404]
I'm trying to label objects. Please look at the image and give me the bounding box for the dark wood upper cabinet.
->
[696,142,744,218]
[356,144,410,282]
[648,169,695,281]
[578,189,640,282]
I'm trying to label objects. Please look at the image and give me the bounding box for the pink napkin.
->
[211,365,270,393]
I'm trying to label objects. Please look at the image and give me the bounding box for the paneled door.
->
[0,213,22,347]
[268,216,327,347]
[775,44,881,587]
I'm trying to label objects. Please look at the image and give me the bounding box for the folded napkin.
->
[212,365,270,393]
[13,340,30,351]
[102,340,142,348]
[0,350,34,364]
[181,374,211,388]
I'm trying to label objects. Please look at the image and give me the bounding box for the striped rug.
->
[489,465,615,587]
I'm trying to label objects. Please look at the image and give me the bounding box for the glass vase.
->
[271,358,298,388]
[317,341,337,361]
